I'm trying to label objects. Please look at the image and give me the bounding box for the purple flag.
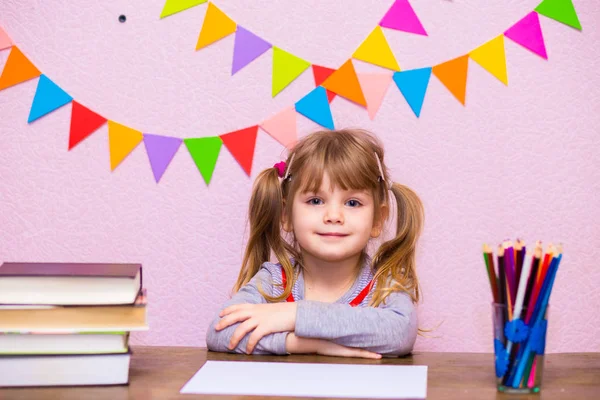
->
[232,26,272,75]
[143,134,182,183]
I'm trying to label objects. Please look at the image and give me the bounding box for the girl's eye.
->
[308,198,323,205]
[346,199,362,207]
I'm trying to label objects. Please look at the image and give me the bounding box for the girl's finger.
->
[219,304,241,317]
[353,349,382,359]
[228,319,257,350]
[215,311,249,331]
[246,327,268,354]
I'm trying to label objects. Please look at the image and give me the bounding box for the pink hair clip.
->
[273,161,286,178]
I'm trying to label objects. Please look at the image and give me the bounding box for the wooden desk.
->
[1,347,598,399]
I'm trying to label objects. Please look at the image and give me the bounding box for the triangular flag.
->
[195,2,237,50]
[28,75,73,123]
[504,12,548,59]
[184,136,223,185]
[69,101,107,150]
[321,60,366,107]
[393,67,431,117]
[535,0,581,30]
[220,126,258,176]
[0,26,13,50]
[295,86,334,130]
[379,0,428,36]
[232,26,272,75]
[469,35,508,85]
[143,134,183,183]
[0,46,41,91]
[312,65,336,102]
[352,27,400,71]
[432,55,469,105]
[108,121,143,171]
[160,0,208,18]
[357,72,393,120]
[272,47,311,97]
[260,107,297,148]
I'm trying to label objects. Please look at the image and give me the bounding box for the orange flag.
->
[432,55,469,105]
[108,121,143,171]
[321,60,366,107]
[196,2,237,50]
[0,46,41,91]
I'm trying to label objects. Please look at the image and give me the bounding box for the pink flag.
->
[260,107,297,148]
[358,73,393,120]
[379,0,427,36]
[504,12,548,59]
[0,26,12,50]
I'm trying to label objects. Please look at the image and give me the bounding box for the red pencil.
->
[525,244,554,324]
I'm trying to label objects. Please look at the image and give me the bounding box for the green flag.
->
[272,47,311,97]
[184,136,223,185]
[160,0,208,19]
[535,0,582,30]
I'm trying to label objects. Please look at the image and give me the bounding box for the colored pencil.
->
[503,241,517,307]
[525,244,554,324]
[515,239,524,290]
[482,239,563,389]
[504,251,533,383]
[483,244,499,303]
[510,250,562,387]
[523,242,542,311]
[496,245,508,325]
[527,357,537,388]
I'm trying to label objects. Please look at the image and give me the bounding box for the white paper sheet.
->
[181,360,427,399]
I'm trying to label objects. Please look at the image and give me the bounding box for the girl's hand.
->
[285,333,382,359]
[215,302,297,353]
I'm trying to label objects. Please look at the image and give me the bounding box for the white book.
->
[0,352,131,387]
[0,332,129,355]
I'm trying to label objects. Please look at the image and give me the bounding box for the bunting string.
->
[0,0,583,185]
[165,1,428,97]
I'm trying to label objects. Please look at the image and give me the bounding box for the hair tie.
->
[273,161,286,178]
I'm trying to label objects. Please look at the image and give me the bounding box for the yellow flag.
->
[352,27,400,71]
[196,2,237,50]
[469,35,508,85]
[108,121,143,171]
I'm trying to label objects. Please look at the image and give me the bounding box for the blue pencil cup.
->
[492,302,549,394]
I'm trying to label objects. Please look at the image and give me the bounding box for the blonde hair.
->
[232,128,424,307]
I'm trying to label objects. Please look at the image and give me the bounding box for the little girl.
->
[206,128,424,359]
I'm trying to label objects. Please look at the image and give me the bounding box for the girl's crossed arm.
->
[207,266,385,359]
[206,268,291,355]
[293,291,418,356]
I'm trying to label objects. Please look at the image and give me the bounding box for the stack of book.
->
[0,262,148,387]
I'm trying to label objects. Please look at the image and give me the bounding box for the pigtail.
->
[370,182,424,307]
[232,165,295,302]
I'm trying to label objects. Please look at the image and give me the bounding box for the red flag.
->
[220,126,258,176]
[312,65,336,102]
[69,101,107,150]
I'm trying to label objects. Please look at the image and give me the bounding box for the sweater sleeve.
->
[294,291,418,356]
[205,266,289,355]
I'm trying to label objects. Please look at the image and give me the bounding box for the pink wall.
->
[1,1,598,353]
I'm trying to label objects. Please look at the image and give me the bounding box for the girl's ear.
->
[281,200,293,232]
[370,204,389,238]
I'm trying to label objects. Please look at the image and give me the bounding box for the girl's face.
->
[285,172,384,263]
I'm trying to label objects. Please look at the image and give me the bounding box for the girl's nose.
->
[324,205,344,224]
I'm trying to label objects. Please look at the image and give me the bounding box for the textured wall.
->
[1,0,598,353]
